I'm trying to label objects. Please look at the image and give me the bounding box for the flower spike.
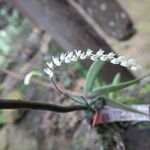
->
[44,49,141,78]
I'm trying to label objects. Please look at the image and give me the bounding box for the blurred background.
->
[0,0,150,150]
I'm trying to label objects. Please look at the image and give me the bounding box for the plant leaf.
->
[105,97,148,116]
[89,72,150,97]
[84,60,104,93]
[109,73,121,99]
[116,96,142,104]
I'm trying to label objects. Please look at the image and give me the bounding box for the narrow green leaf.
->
[89,72,150,97]
[95,78,104,88]
[105,97,148,116]
[116,96,142,104]
[109,73,121,99]
[84,60,104,93]
[112,73,121,85]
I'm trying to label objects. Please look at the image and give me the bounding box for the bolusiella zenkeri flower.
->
[44,49,141,79]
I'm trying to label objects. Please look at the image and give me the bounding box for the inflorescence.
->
[44,49,141,79]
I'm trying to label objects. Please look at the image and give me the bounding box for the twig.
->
[0,99,88,113]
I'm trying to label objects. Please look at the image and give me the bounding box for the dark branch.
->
[0,99,88,113]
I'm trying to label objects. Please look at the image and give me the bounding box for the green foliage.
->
[89,72,150,97]
[115,96,142,104]
[109,73,121,99]
[104,96,148,115]
[84,60,104,93]
[82,59,150,115]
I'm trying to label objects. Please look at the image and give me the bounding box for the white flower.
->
[64,57,72,63]
[86,48,93,57]
[71,55,78,61]
[107,52,115,59]
[75,50,82,57]
[111,58,120,64]
[44,49,141,79]
[117,56,126,62]
[127,59,138,66]
[66,51,73,58]
[52,57,61,66]
[137,65,142,69]
[44,68,54,78]
[100,54,108,61]
[131,65,142,71]
[80,52,87,60]
[46,62,54,69]
[96,49,104,57]
[64,52,74,63]
[60,53,66,61]
[90,54,98,61]
[130,66,138,71]
[120,61,129,67]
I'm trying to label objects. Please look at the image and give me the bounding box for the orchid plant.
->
[43,48,149,118]
[36,48,149,150]
[0,48,148,126]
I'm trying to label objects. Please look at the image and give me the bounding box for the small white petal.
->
[107,52,115,59]
[131,66,138,71]
[136,65,142,69]
[60,53,66,61]
[127,59,138,66]
[86,48,93,56]
[111,58,120,64]
[46,62,54,69]
[52,57,61,66]
[80,52,87,60]
[71,55,78,61]
[132,64,142,70]
[67,51,73,58]
[96,49,104,56]
[90,54,98,61]
[117,56,126,62]
[120,61,129,67]
[75,50,82,57]
[100,54,108,61]
[44,68,54,78]
[65,57,72,63]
